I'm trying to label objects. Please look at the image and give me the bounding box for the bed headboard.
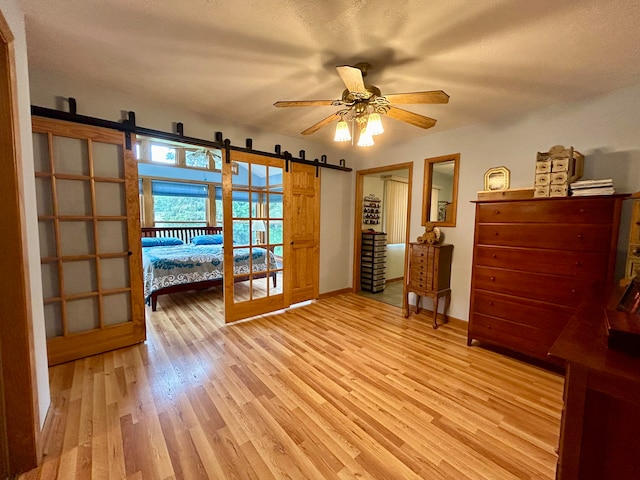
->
[141,226,223,244]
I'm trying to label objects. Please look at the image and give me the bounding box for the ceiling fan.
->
[273,62,449,146]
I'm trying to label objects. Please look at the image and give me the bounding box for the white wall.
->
[1,0,50,428]
[28,70,357,294]
[353,83,640,321]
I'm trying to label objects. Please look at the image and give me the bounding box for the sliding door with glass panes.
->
[32,117,145,365]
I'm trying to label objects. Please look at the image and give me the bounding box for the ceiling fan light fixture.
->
[366,112,384,136]
[334,119,351,142]
[357,126,374,147]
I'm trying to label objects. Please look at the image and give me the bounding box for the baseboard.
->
[386,277,404,283]
[318,287,353,299]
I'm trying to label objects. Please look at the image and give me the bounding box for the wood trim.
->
[0,12,40,474]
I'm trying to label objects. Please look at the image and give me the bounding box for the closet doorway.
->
[353,163,412,309]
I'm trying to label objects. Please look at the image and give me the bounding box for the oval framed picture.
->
[484,166,510,191]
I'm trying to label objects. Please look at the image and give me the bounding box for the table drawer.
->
[476,198,617,224]
[476,224,612,251]
[472,290,574,333]
[474,245,609,279]
[473,266,590,307]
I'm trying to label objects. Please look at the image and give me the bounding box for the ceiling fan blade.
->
[386,106,437,129]
[384,90,450,104]
[274,100,337,108]
[301,112,341,135]
[336,65,366,94]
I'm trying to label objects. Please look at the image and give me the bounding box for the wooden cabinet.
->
[361,232,386,292]
[468,196,625,362]
[549,289,640,479]
[404,243,453,328]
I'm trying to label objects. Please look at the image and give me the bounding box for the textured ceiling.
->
[18,0,640,149]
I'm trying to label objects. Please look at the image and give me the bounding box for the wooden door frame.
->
[353,163,413,310]
[0,10,41,475]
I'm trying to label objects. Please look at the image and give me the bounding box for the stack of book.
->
[570,178,615,196]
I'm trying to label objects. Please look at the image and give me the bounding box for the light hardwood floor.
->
[21,291,564,479]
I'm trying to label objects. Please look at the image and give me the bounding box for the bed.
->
[141,226,277,311]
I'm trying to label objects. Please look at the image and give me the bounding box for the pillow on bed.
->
[191,234,224,245]
[141,237,184,247]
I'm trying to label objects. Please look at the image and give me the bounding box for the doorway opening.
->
[353,163,412,309]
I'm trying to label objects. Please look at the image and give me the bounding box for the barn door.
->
[286,162,320,304]
[223,151,286,323]
[32,117,145,365]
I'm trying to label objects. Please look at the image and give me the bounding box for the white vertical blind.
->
[383,180,408,244]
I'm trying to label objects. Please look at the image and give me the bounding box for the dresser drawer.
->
[409,273,435,292]
[474,245,609,279]
[476,224,612,251]
[476,198,618,224]
[472,290,574,333]
[469,313,560,359]
[473,266,590,307]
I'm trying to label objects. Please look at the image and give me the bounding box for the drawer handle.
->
[489,301,494,306]
[571,289,576,294]
[577,234,583,239]
[494,210,500,215]
[492,254,498,259]
[633,247,640,257]
[490,276,495,281]
[579,208,585,213]
[575,262,581,267]
[494,232,499,236]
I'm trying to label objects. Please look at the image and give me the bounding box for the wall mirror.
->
[422,153,460,227]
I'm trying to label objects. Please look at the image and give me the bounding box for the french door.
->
[222,151,287,322]
[32,117,145,365]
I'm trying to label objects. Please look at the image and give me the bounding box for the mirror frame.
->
[421,153,460,227]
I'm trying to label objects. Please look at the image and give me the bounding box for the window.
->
[150,144,177,164]
[185,149,209,169]
[383,179,408,244]
[135,136,222,172]
[151,180,208,227]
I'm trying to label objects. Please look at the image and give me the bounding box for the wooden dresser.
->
[468,196,625,362]
[404,243,453,328]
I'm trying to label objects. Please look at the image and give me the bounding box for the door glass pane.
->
[93,142,123,178]
[56,179,91,216]
[41,263,59,299]
[35,177,53,216]
[63,259,97,295]
[251,274,267,299]
[269,219,283,247]
[38,220,56,258]
[32,132,50,173]
[268,166,283,188]
[101,257,130,291]
[251,219,266,246]
[66,297,99,333]
[44,302,63,338]
[97,221,128,253]
[103,292,131,326]
[267,193,283,219]
[233,162,249,187]
[232,219,250,246]
[95,182,126,216]
[251,164,267,188]
[60,221,94,256]
[53,136,89,175]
